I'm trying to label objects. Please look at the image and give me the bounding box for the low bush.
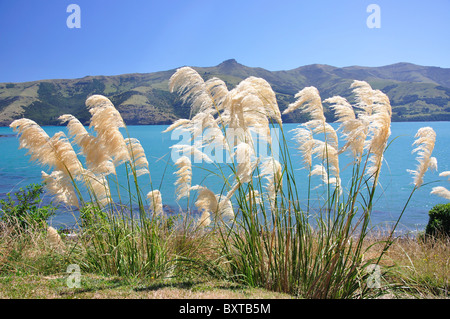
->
[0,183,57,230]
[425,203,450,238]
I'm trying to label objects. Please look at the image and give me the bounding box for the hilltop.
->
[1,59,450,126]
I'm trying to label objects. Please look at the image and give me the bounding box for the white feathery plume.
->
[290,126,314,169]
[147,190,163,215]
[41,170,79,208]
[439,171,450,180]
[260,157,282,184]
[164,113,228,162]
[237,93,273,145]
[285,89,341,188]
[167,69,282,169]
[81,169,112,206]
[86,95,130,166]
[174,156,192,201]
[246,189,262,205]
[125,138,149,177]
[311,140,341,188]
[189,112,218,142]
[303,120,339,151]
[324,96,355,124]
[10,119,83,178]
[234,142,255,184]
[47,226,64,250]
[169,67,214,116]
[192,185,218,213]
[225,142,257,199]
[224,77,280,124]
[192,186,217,227]
[220,76,280,146]
[216,195,234,220]
[430,170,450,200]
[282,87,325,122]
[10,119,54,165]
[351,82,391,183]
[221,87,254,143]
[85,94,114,109]
[430,169,450,200]
[170,144,213,164]
[324,96,368,161]
[407,127,437,187]
[284,87,339,164]
[204,77,229,111]
[259,157,283,207]
[310,164,339,189]
[10,119,83,207]
[310,164,327,185]
[198,210,212,228]
[163,118,192,133]
[191,186,234,225]
[430,186,450,200]
[49,131,84,178]
[350,80,376,116]
[59,114,116,176]
[202,123,229,154]
[165,113,228,155]
[239,76,282,125]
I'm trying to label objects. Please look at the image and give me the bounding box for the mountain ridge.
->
[1,60,450,126]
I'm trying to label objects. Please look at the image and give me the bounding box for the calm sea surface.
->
[1,122,449,233]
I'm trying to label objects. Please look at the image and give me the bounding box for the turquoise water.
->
[1,122,449,233]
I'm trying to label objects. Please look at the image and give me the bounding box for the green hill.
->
[1,59,450,126]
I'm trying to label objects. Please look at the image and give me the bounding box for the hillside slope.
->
[1,59,449,126]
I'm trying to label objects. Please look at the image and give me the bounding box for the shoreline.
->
[48,204,428,240]
[0,119,449,129]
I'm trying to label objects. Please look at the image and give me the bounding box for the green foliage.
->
[23,82,96,125]
[0,183,57,230]
[425,203,450,238]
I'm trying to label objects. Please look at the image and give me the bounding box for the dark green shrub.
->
[425,203,450,238]
[0,183,58,230]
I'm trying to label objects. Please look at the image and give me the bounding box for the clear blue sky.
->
[0,0,449,83]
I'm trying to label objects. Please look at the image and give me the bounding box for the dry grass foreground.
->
[0,223,448,299]
[0,275,294,299]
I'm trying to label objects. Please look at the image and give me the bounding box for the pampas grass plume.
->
[125,137,149,177]
[47,226,64,250]
[174,156,192,201]
[430,171,450,200]
[147,190,163,215]
[169,67,213,116]
[430,186,450,200]
[87,95,130,166]
[59,114,116,176]
[407,126,437,187]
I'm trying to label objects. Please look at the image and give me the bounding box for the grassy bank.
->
[0,221,448,299]
[0,274,292,299]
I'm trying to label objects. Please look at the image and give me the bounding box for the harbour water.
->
[1,121,449,234]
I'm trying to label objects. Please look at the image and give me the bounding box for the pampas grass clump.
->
[166,68,442,297]
[9,65,442,298]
